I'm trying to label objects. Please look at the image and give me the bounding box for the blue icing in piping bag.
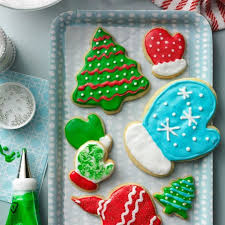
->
[124,78,220,177]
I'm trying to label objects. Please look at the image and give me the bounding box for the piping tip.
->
[17,148,32,179]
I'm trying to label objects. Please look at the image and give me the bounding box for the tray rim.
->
[48,9,213,225]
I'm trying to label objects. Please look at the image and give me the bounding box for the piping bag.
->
[5,149,41,225]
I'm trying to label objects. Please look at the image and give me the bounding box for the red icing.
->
[87,51,124,62]
[81,64,136,75]
[77,87,147,102]
[78,76,143,91]
[92,43,115,50]
[70,171,98,191]
[144,28,185,65]
[72,184,161,225]
[93,35,111,42]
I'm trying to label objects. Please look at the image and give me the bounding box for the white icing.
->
[153,114,157,118]
[157,118,180,141]
[177,87,192,99]
[97,200,105,215]
[205,137,209,141]
[186,102,191,106]
[163,102,168,106]
[180,107,200,126]
[152,59,186,76]
[125,123,172,176]
[186,147,191,152]
[116,186,137,225]
[199,106,203,111]
[99,135,112,150]
[13,178,37,191]
[149,216,157,225]
[192,137,197,141]
[127,190,145,225]
[101,199,111,220]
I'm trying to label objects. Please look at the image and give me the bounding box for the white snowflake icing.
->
[180,107,200,126]
[177,87,192,99]
[157,118,180,141]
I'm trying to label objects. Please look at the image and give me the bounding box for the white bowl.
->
[0,82,36,129]
[0,0,62,10]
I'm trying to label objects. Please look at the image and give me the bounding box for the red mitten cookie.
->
[72,184,161,225]
[144,28,186,79]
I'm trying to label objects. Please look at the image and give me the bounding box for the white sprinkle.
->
[159,33,162,36]
[90,92,93,95]
[134,82,137,86]
[165,41,169,44]
[164,102,168,106]
[107,75,110,79]
[154,54,157,58]
[113,61,116,64]
[113,48,116,51]
[106,63,110,66]
[123,73,127,76]
[157,48,160,52]
[171,49,175,52]
[173,200,176,203]
[199,106,203,111]
[149,44,152,48]
[141,80,144,83]
[153,114,157,118]
[97,77,100,80]
[81,93,84,97]
[192,137,197,142]
[120,59,124,62]
[186,147,191,151]
[151,37,154,40]
[182,133,186,136]
[173,42,175,45]
[85,77,88,80]
[173,143,178,147]
[98,91,102,94]
[96,42,99,45]
[205,137,210,141]
[199,93,204,97]
[193,126,197,130]
[179,38,181,41]
[106,90,110,93]
[124,85,128,89]
[131,71,134,74]
[162,55,165,58]
[105,50,107,53]
[179,46,182,49]
[165,46,168,49]
[172,112,176,117]
[98,29,101,33]
[186,102,191,106]
[160,37,164,40]
[115,88,118,91]
[116,75,119,78]
[89,64,92,67]
[97,63,101,67]
[97,51,100,54]
[157,41,160,45]
[168,54,171,57]
[165,197,168,200]
[104,40,107,43]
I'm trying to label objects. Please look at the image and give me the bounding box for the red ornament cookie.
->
[144,28,187,79]
[72,184,161,225]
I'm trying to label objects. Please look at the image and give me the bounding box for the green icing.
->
[6,192,41,225]
[72,27,150,112]
[76,142,114,182]
[154,176,195,219]
[0,145,20,163]
[65,114,105,149]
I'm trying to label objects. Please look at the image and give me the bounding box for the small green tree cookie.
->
[154,176,195,219]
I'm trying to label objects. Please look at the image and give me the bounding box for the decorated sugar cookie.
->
[154,176,195,219]
[72,27,150,114]
[65,114,115,191]
[72,184,161,225]
[144,28,186,79]
[124,78,220,177]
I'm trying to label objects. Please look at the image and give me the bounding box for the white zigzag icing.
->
[149,216,157,225]
[97,200,105,215]
[127,190,145,225]
[101,199,111,220]
[116,186,137,225]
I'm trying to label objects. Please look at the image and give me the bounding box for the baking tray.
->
[48,10,213,225]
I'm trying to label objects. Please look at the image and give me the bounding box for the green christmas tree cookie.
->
[65,114,115,191]
[154,176,195,219]
[72,27,150,114]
